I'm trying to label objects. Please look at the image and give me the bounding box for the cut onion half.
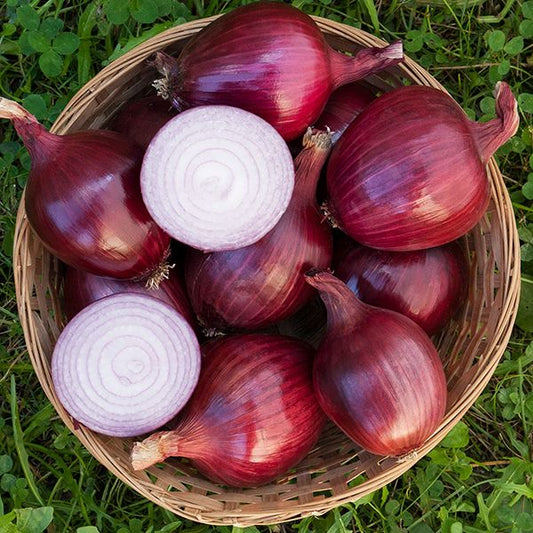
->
[51,293,201,437]
[140,105,295,251]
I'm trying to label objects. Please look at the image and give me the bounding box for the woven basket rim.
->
[12,14,521,526]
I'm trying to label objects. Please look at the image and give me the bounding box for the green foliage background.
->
[0,0,532,532]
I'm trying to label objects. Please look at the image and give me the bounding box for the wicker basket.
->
[13,16,520,527]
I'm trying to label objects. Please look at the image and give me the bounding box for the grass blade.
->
[360,0,381,35]
[10,375,44,506]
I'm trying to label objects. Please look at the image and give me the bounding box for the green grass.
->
[1,0,532,532]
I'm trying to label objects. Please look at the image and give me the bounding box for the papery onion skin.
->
[326,82,519,250]
[130,334,326,487]
[184,129,333,330]
[0,98,170,280]
[333,240,468,335]
[110,96,176,150]
[153,1,403,141]
[52,293,201,437]
[63,265,195,327]
[314,83,375,143]
[306,270,447,457]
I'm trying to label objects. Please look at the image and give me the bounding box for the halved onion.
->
[140,105,295,252]
[51,293,201,437]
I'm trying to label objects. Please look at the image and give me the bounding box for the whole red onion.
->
[306,270,447,457]
[326,82,519,250]
[314,83,375,143]
[184,128,334,330]
[152,1,403,141]
[334,240,468,335]
[110,96,176,150]
[62,265,194,327]
[0,98,170,281]
[130,334,326,487]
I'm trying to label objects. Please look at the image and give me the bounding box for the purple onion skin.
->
[24,128,170,279]
[314,83,375,143]
[154,2,402,141]
[184,130,334,331]
[306,270,447,457]
[326,82,519,250]
[110,96,176,150]
[334,240,468,335]
[63,265,195,327]
[131,334,326,487]
[0,98,170,280]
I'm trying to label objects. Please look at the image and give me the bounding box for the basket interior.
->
[12,16,521,527]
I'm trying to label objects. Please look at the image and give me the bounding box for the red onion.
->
[52,293,201,437]
[130,334,325,487]
[314,83,375,143]
[141,105,294,252]
[184,128,334,330]
[110,96,176,150]
[0,98,170,281]
[62,265,194,327]
[326,82,519,250]
[152,1,403,141]
[305,270,447,457]
[333,240,468,335]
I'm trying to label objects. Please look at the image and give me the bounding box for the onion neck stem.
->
[0,97,53,156]
[329,41,403,90]
[470,82,519,164]
[0,98,31,121]
[292,128,333,204]
[131,431,177,470]
[305,269,366,322]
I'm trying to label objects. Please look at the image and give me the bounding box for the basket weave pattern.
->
[13,17,520,526]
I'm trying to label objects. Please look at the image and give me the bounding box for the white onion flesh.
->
[140,105,295,251]
[52,293,201,437]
